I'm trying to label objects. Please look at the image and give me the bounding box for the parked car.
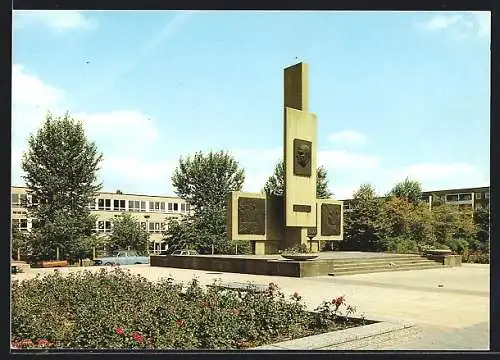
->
[170,250,198,256]
[93,250,150,266]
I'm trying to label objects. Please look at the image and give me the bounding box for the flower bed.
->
[11,268,369,350]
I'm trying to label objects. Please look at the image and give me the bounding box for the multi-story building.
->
[342,186,490,213]
[420,186,490,211]
[11,186,193,254]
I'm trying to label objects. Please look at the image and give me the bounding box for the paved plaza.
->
[11,261,490,350]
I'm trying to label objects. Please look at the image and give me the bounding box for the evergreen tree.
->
[343,184,389,251]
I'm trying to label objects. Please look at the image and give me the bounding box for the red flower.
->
[19,339,34,347]
[132,331,144,343]
[176,319,186,327]
[332,295,345,307]
[115,327,125,336]
[36,339,50,347]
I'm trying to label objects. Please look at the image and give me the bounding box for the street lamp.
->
[144,215,151,254]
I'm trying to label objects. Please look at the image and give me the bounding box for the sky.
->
[12,10,490,199]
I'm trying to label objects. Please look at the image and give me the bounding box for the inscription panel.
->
[293,204,312,213]
[321,203,341,236]
[293,139,312,177]
[238,197,265,235]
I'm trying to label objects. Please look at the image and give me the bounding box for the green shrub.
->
[385,237,419,254]
[11,269,366,350]
[465,251,489,264]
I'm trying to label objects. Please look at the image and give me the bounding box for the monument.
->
[227,62,344,254]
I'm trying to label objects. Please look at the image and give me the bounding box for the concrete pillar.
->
[56,247,60,260]
[283,227,309,250]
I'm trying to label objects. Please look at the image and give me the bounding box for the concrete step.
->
[328,263,444,276]
[327,255,428,265]
[331,259,440,271]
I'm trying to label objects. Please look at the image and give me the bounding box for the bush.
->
[11,269,367,350]
[464,251,489,264]
[385,237,419,254]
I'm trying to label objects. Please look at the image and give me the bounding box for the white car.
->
[170,250,198,256]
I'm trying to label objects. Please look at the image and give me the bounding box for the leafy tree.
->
[27,210,99,262]
[172,151,245,211]
[343,184,389,251]
[11,224,29,260]
[108,213,150,252]
[166,151,246,254]
[387,177,422,205]
[473,207,490,245]
[383,197,435,252]
[21,112,103,261]
[263,160,333,198]
[430,204,476,254]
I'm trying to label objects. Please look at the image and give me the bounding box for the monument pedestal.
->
[253,240,279,255]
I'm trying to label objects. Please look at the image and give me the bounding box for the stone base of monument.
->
[150,254,340,277]
[281,254,319,261]
[150,252,458,277]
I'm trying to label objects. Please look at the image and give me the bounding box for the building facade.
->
[11,186,192,254]
[342,186,490,213]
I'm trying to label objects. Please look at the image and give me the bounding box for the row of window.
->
[95,221,167,234]
[11,194,28,206]
[11,193,191,214]
[422,192,490,203]
[12,218,28,231]
[89,199,190,213]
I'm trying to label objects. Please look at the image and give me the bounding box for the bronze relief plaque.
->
[321,203,341,236]
[293,139,312,177]
[237,197,265,235]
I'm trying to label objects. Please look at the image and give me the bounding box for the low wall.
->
[150,255,336,277]
[425,254,462,267]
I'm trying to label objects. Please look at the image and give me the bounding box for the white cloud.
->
[420,15,463,30]
[418,12,490,39]
[11,64,66,181]
[328,130,366,146]
[329,184,359,200]
[468,11,491,38]
[11,64,163,191]
[386,163,478,182]
[230,146,381,195]
[318,150,380,171]
[13,10,96,31]
[75,111,159,156]
[384,162,488,192]
[101,155,176,183]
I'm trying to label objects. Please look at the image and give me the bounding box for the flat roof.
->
[11,185,183,200]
